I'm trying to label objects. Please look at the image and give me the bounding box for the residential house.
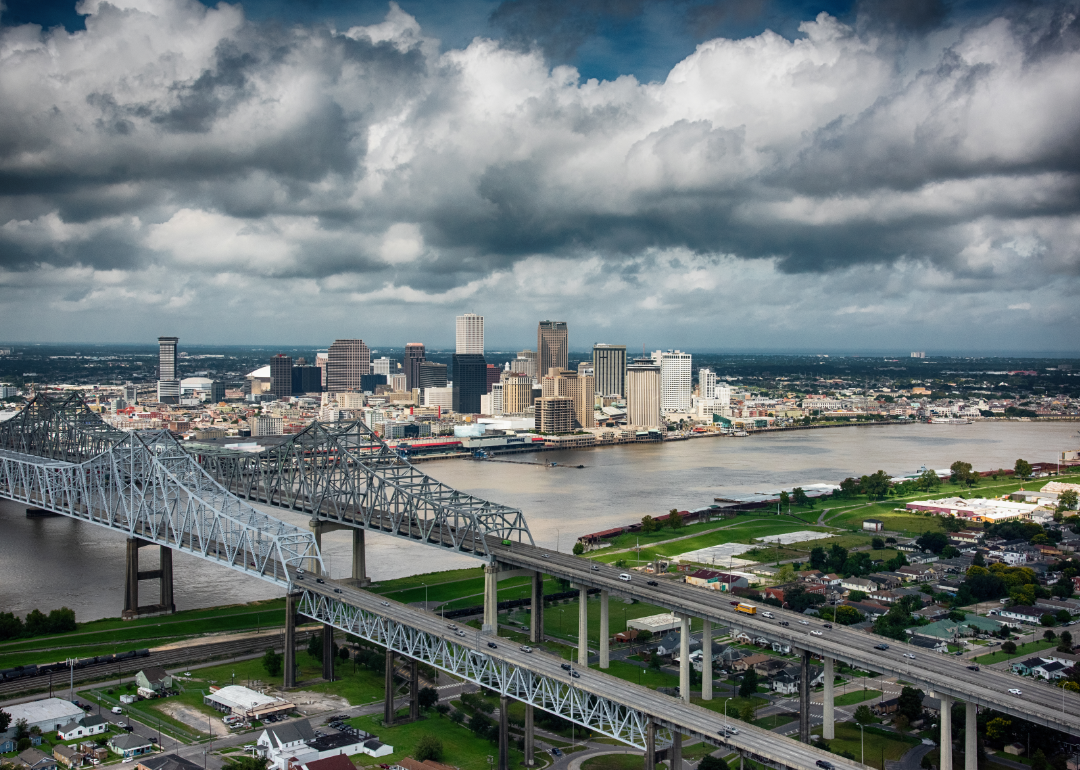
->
[685,570,749,592]
[1035,661,1070,680]
[137,755,203,770]
[869,573,903,590]
[57,715,109,741]
[52,745,82,769]
[999,605,1044,625]
[17,749,57,770]
[840,578,878,593]
[908,636,949,653]
[656,632,701,658]
[912,604,951,621]
[769,664,825,695]
[897,566,934,582]
[135,667,172,697]
[302,758,357,770]
[1035,598,1080,616]
[842,600,890,619]
[108,734,154,761]
[863,519,884,532]
[1012,657,1049,676]
[906,553,941,565]
[731,653,770,673]
[911,615,1004,641]
[257,720,318,770]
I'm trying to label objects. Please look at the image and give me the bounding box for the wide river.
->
[2,422,1077,622]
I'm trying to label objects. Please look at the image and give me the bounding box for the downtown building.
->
[404,343,426,392]
[452,313,486,414]
[537,321,568,376]
[540,366,594,429]
[157,336,180,404]
[652,350,692,413]
[326,339,370,391]
[592,344,627,397]
[270,354,293,400]
[511,350,538,380]
[502,373,535,415]
[626,359,662,428]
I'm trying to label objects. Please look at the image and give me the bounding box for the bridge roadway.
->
[297,573,867,770]
[484,537,1080,735]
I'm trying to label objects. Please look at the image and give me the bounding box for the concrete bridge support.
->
[384,650,397,726]
[483,564,499,634]
[123,538,175,619]
[284,593,297,688]
[823,656,834,740]
[524,704,535,766]
[499,694,510,770]
[530,572,544,645]
[940,694,954,770]
[322,625,335,681]
[701,619,712,701]
[410,660,420,721]
[309,520,370,585]
[599,591,609,669]
[671,732,683,770]
[679,615,691,703]
[578,586,589,667]
[966,701,977,770]
[644,719,656,770]
[799,649,811,743]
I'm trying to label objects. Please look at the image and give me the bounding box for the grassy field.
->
[753,713,796,729]
[812,723,920,769]
[595,660,679,690]
[506,595,702,648]
[346,711,528,770]
[690,694,767,718]
[974,639,1057,664]
[581,754,645,770]
[834,689,881,706]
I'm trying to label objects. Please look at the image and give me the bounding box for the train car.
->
[115,651,135,661]
[136,649,150,657]
[98,654,115,664]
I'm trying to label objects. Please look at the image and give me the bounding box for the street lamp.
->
[724,697,733,733]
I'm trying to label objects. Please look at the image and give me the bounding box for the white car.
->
[904,653,916,659]
[810,630,823,636]
[619,573,631,582]
[1008,688,1023,696]
[799,620,809,625]
[111,706,123,714]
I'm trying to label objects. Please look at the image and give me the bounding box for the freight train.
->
[0,649,150,682]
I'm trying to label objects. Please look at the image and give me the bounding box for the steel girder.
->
[0,392,128,461]
[189,418,533,559]
[0,430,322,586]
[296,590,671,750]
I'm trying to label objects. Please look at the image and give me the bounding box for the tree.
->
[942,545,961,559]
[897,686,924,722]
[948,610,967,622]
[809,547,828,572]
[916,531,949,554]
[838,478,861,498]
[0,612,22,641]
[861,470,892,499]
[261,648,283,678]
[338,645,350,661]
[775,564,796,584]
[307,631,323,661]
[1014,459,1033,480]
[871,537,885,550]
[572,542,585,556]
[1059,490,1079,513]
[1056,609,1072,624]
[1042,614,1057,627]
[669,509,684,530]
[853,705,873,725]
[792,488,811,508]
[415,735,444,763]
[1032,749,1048,770]
[223,758,269,770]
[1044,630,1057,641]
[1002,641,1017,655]
[699,756,730,770]
[0,709,9,734]
[835,606,863,625]
[973,551,986,567]
[640,516,661,534]
[1058,631,1073,651]
[739,668,759,697]
[779,491,790,508]
[418,687,439,710]
[950,461,979,488]
[738,703,756,722]
[916,470,941,492]
[828,544,849,573]
[986,717,1012,742]
[13,719,29,743]
[848,591,867,602]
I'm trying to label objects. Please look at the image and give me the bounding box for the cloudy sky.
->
[1,0,1079,354]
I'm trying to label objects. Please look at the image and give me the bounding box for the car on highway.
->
[456,630,467,637]
[550,748,563,757]
[334,588,342,593]
[316,578,325,584]
[619,573,631,582]
[111,706,123,714]
[810,630,823,636]
[779,621,789,626]
[542,554,549,559]
[647,580,659,586]
[520,646,533,653]
[1009,688,1022,696]
[968,665,980,671]
[561,663,572,671]
[591,565,600,571]
[904,653,916,659]
[799,620,809,625]
[761,612,774,619]
[380,601,390,606]
[822,623,832,629]
[816,761,834,770]
[447,624,458,630]
[570,670,580,678]
[875,643,889,650]
[487,641,498,649]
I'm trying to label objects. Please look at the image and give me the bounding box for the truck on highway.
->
[735,603,757,615]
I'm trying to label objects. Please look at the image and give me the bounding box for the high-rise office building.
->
[372,357,393,376]
[326,339,370,391]
[537,321,568,377]
[418,361,448,390]
[511,350,537,380]
[210,381,226,403]
[592,344,627,397]
[315,351,328,388]
[405,343,426,392]
[270,354,293,400]
[456,313,484,354]
[389,373,408,392]
[627,360,662,428]
[292,365,323,393]
[502,373,534,414]
[540,368,594,428]
[535,397,573,433]
[715,385,732,406]
[452,353,487,414]
[157,336,180,404]
[652,350,692,412]
[699,368,717,400]
[486,364,500,393]
[123,383,138,405]
[489,382,504,416]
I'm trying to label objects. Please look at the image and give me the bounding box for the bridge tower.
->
[122,538,175,620]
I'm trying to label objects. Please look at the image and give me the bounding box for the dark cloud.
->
[855,0,947,33]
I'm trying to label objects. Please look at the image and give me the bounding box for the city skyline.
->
[1,1,1078,353]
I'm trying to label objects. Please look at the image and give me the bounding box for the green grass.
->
[596,661,679,689]
[690,695,767,718]
[580,754,645,770]
[974,639,1057,665]
[812,722,919,770]
[753,714,795,729]
[834,689,881,707]
[346,711,528,770]
[507,596,701,648]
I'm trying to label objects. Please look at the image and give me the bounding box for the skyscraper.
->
[372,357,393,376]
[157,336,179,404]
[540,368,594,428]
[627,360,662,428]
[452,353,487,414]
[315,350,328,388]
[418,361,448,390]
[270,354,293,400]
[502,373,534,414]
[511,350,537,380]
[593,344,627,397]
[405,343,426,392]
[652,350,692,412]
[456,313,485,354]
[486,364,500,393]
[698,368,717,400]
[326,339,370,391]
[537,321,568,376]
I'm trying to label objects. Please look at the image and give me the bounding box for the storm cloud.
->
[0,0,1079,351]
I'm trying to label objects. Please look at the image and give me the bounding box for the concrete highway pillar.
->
[599,590,610,669]
[483,564,498,635]
[309,520,323,576]
[530,571,544,645]
[965,701,977,770]
[322,625,334,681]
[124,538,139,615]
[578,586,589,667]
[284,593,297,688]
[498,694,510,770]
[671,732,683,770]
[738,752,744,770]
[701,619,713,701]
[823,656,835,740]
[352,529,370,586]
[679,615,691,703]
[940,694,953,770]
[410,660,420,721]
[384,650,396,726]
[159,547,174,613]
[799,649,811,743]
[644,720,656,770]
[524,704,535,766]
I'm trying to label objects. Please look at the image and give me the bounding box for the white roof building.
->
[0,698,84,739]
[204,685,292,719]
[626,613,683,634]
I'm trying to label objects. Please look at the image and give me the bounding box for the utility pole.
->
[66,657,77,701]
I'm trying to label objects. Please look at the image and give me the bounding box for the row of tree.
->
[0,607,76,641]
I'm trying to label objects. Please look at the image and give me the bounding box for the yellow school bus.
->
[735,603,757,615]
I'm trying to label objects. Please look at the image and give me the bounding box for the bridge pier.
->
[483,564,499,634]
[410,660,420,721]
[384,650,396,726]
[530,572,544,645]
[701,619,712,701]
[798,648,810,743]
[644,719,656,770]
[599,590,609,669]
[965,701,977,770]
[351,529,370,586]
[671,732,683,770]
[122,539,175,620]
[524,703,535,766]
[578,586,589,666]
[284,594,297,688]
[322,625,334,681]
[822,656,834,740]
[940,694,953,770]
[499,693,510,770]
[679,614,690,703]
